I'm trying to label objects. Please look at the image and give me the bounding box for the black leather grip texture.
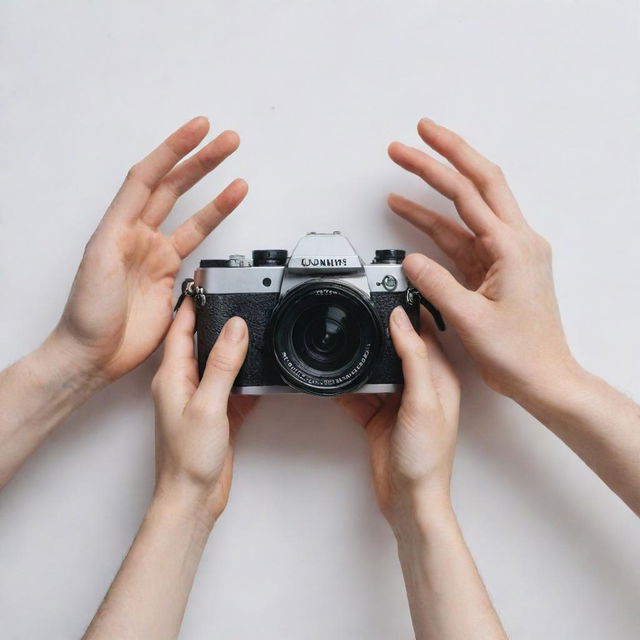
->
[196,290,419,389]
[370,291,419,384]
[196,293,281,386]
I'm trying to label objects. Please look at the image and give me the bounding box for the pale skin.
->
[83,300,257,640]
[386,117,640,515]
[0,116,247,487]
[1,116,638,638]
[338,307,507,640]
[85,302,506,640]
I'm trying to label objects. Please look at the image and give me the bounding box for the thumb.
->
[389,306,438,411]
[403,253,473,326]
[195,316,249,408]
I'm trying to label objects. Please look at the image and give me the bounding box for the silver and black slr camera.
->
[180,232,443,396]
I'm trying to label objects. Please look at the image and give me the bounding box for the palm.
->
[201,396,257,518]
[153,299,258,522]
[338,323,460,521]
[357,395,454,519]
[55,117,248,382]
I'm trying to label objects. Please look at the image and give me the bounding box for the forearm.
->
[83,484,215,640]
[393,495,507,640]
[0,331,102,487]
[512,363,640,514]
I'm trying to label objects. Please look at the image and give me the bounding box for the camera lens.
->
[294,306,356,371]
[268,282,383,396]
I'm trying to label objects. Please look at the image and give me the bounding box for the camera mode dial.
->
[252,249,288,266]
[373,249,405,264]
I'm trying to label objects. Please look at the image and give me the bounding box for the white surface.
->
[1,1,639,638]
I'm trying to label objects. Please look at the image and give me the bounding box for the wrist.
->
[388,485,456,542]
[495,352,584,406]
[153,477,220,534]
[16,330,106,435]
[506,356,589,416]
[42,327,107,392]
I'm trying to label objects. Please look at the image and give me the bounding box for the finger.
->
[141,130,241,228]
[388,141,499,235]
[170,178,248,258]
[194,317,249,410]
[388,193,478,279]
[336,394,384,427]
[161,297,196,364]
[389,306,439,410]
[151,298,198,406]
[417,309,460,425]
[417,119,524,225]
[403,253,479,326]
[108,116,210,220]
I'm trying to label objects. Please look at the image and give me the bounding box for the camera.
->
[181,232,443,396]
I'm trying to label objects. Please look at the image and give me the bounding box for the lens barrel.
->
[268,281,383,396]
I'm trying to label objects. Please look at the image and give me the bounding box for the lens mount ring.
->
[267,281,383,396]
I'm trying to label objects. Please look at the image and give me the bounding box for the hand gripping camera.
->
[178,232,443,396]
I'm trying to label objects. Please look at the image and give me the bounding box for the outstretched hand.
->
[388,118,575,401]
[53,116,246,385]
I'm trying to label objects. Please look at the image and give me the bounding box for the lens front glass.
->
[293,305,358,372]
[270,282,382,395]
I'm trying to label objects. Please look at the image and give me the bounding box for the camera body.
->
[192,232,421,396]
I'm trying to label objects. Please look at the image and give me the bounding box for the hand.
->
[339,308,508,639]
[337,307,460,529]
[151,298,257,522]
[387,118,577,401]
[52,116,247,385]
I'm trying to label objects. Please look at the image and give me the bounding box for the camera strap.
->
[407,287,446,331]
[174,278,206,313]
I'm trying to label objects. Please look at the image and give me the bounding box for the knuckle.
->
[488,162,505,181]
[418,163,433,182]
[411,260,432,291]
[478,162,504,189]
[482,228,505,254]
[207,349,239,375]
[452,176,476,200]
[426,214,447,237]
[160,176,183,199]
[125,163,141,182]
[162,137,183,159]
[189,213,210,238]
[528,232,552,259]
[412,340,430,361]
[538,234,553,258]
[195,150,212,172]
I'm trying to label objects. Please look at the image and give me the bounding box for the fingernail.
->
[420,117,435,125]
[192,115,209,127]
[223,317,246,343]
[391,306,414,332]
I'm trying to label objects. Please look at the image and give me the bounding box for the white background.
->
[1,1,639,638]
